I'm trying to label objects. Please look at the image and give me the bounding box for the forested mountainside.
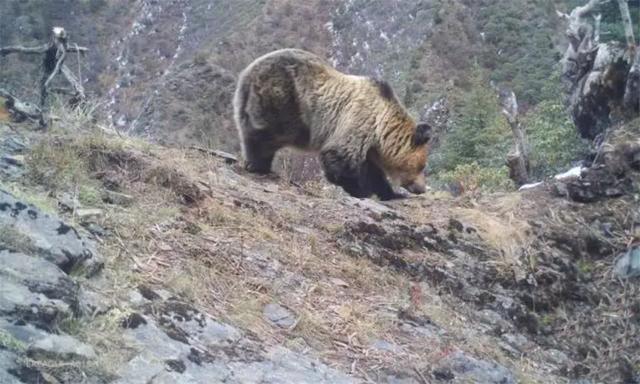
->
[0,1,639,384]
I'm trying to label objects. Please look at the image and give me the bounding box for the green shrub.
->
[429,64,512,190]
[438,162,513,193]
[525,97,590,179]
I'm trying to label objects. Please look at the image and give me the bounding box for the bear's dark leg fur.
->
[242,130,278,174]
[320,148,371,198]
[364,161,398,200]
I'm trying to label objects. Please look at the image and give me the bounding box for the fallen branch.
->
[0,88,42,121]
[189,146,239,164]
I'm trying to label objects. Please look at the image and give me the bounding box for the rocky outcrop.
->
[0,188,363,383]
[0,189,103,275]
[113,296,357,384]
[0,189,103,382]
[559,2,639,140]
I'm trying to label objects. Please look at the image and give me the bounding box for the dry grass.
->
[454,193,534,277]
[15,107,629,382]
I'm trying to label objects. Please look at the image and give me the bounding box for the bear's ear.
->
[413,122,432,147]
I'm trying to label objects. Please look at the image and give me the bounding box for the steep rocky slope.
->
[0,112,637,383]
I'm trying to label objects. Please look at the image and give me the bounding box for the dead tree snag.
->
[0,27,88,127]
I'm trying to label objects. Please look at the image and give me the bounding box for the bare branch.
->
[593,14,602,43]
[66,43,89,54]
[0,44,49,56]
[61,65,86,100]
[574,0,610,18]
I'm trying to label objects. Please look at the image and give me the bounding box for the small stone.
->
[57,192,80,212]
[102,190,134,206]
[545,349,570,366]
[78,288,111,316]
[263,303,296,329]
[263,184,279,193]
[434,350,516,384]
[121,313,147,329]
[370,339,398,353]
[502,333,529,351]
[75,208,104,222]
[128,290,148,306]
[614,246,640,279]
[330,277,349,287]
[82,222,108,237]
[1,154,23,166]
[158,242,173,251]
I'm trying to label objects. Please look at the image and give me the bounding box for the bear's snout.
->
[404,181,426,195]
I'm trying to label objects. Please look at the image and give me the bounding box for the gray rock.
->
[545,349,570,366]
[0,135,27,154]
[0,250,78,308]
[0,281,72,327]
[156,301,242,346]
[434,350,517,384]
[0,350,22,384]
[614,246,640,279]
[82,222,109,237]
[0,135,27,180]
[128,290,147,307]
[0,189,103,275]
[370,339,399,353]
[28,333,96,361]
[385,374,420,384]
[228,346,357,384]
[263,303,297,329]
[0,154,24,180]
[0,254,74,326]
[57,191,80,212]
[78,288,112,316]
[114,300,358,384]
[501,333,529,352]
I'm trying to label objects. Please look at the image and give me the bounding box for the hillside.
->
[1,1,639,383]
[0,104,639,383]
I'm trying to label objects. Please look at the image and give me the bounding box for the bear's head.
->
[385,122,431,195]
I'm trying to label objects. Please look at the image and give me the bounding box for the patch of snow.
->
[518,182,543,191]
[554,166,585,180]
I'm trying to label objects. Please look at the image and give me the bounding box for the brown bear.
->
[233,48,431,200]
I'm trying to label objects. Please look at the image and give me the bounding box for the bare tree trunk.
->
[1,27,88,128]
[499,90,530,186]
[624,48,640,111]
[617,0,636,49]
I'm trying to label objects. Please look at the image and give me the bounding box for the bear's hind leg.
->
[242,130,278,174]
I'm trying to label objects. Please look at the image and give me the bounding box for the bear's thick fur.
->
[234,49,431,200]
